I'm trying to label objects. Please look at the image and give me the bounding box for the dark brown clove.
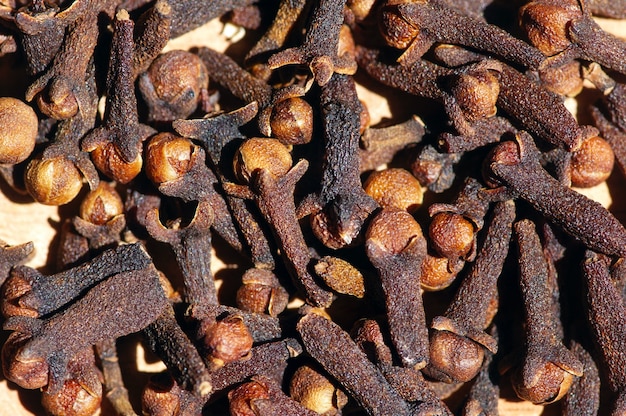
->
[82,10,154,181]
[302,73,378,249]
[142,305,212,399]
[1,242,151,318]
[425,200,515,383]
[225,138,334,307]
[509,219,583,404]
[379,0,546,69]
[297,313,412,416]
[3,266,168,392]
[145,201,218,320]
[582,251,626,414]
[366,207,429,369]
[520,0,626,75]
[268,0,357,86]
[483,131,626,257]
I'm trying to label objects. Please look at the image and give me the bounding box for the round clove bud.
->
[41,377,102,416]
[270,97,314,146]
[79,181,123,225]
[201,314,254,370]
[233,137,292,183]
[236,268,289,317]
[36,78,79,120]
[228,379,270,416]
[511,361,576,404]
[378,1,420,49]
[449,70,500,122]
[142,373,202,416]
[289,364,348,416]
[25,155,83,205]
[90,142,142,184]
[482,140,521,188]
[364,168,424,213]
[145,133,196,185]
[139,50,209,122]
[428,212,475,261]
[420,254,458,291]
[0,97,38,165]
[351,319,394,366]
[2,331,49,390]
[1,272,37,319]
[428,330,485,383]
[570,135,614,188]
[538,60,584,97]
[519,1,580,56]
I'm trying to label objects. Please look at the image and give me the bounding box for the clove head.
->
[228,380,270,416]
[570,135,614,188]
[79,181,123,225]
[449,70,500,123]
[142,372,202,416]
[538,60,583,97]
[1,271,37,319]
[289,364,348,416]
[366,207,424,256]
[90,142,142,184]
[428,212,475,261]
[420,254,458,291]
[236,268,289,317]
[36,77,79,120]
[378,1,420,49]
[145,132,196,185]
[201,314,254,370]
[428,330,485,383]
[482,140,521,188]
[0,97,38,164]
[511,361,576,404]
[2,331,49,390]
[270,97,313,146]
[518,0,581,56]
[25,155,83,205]
[41,377,102,416]
[233,137,292,183]
[139,50,209,122]
[364,168,424,213]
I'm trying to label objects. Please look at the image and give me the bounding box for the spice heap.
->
[1,0,626,415]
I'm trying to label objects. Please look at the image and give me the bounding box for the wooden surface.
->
[0,13,624,416]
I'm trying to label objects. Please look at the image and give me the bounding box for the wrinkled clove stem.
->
[142,305,212,399]
[297,313,412,416]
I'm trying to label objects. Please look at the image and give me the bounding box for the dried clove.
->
[302,73,378,249]
[379,0,546,69]
[225,138,334,307]
[1,242,151,318]
[3,266,168,392]
[82,10,154,183]
[365,207,429,369]
[508,219,583,404]
[425,200,515,383]
[297,313,412,416]
[483,131,626,257]
[142,305,212,399]
[268,0,357,86]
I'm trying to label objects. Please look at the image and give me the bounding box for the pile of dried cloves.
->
[1,0,626,414]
